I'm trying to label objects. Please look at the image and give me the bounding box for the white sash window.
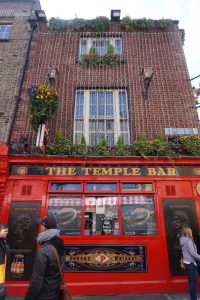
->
[74,89,130,146]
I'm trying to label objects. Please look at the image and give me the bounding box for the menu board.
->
[48,197,82,236]
[101,217,113,235]
[122,196,157,236]
[163,199,200,276]
[7,202,41,280]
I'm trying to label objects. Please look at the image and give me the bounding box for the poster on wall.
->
[163,199,200,276]
[7,202,41,280]
[64,245,147,272]
[122,196,157,236]
[48,197,82,236]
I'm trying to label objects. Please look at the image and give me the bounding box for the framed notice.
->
[7,202,41,280]
[163,199,200,276]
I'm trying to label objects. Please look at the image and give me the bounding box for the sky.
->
[39,0,200,88]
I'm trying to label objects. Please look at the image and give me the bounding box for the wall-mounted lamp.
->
[35,10,47,23]
[142,66,153,100]
[111,10,121,22]
[48,67,58,84]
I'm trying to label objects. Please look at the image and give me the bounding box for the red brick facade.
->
[0,0,41,144]
[10,21,200,148]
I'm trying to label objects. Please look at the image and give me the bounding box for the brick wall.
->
[10,22,200,149]
[0,0,38,144]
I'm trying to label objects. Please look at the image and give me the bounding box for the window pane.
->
[48,197,82,236]
[106,92,113,116]
[122,195,157,236]
[74,133,82,144]
[90,92,97,117]
[98,92,105,116]
[115,38,122,55]
[121,133,129,145]
[75,120,83,132]
[106,120,114,131]
[0,25,11,39]
[119,92,127,118]
[50,183,82,191]
[120,120,128,131]
[76,92,84,118]
[86,183,117,191]
[80,39,87,55]
[84,196,119,235]
[122,183,153,191]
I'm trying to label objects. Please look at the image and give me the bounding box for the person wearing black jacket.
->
[23,216,65,300]
[0,223,9,300]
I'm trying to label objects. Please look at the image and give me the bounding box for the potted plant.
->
[28,83,59,131]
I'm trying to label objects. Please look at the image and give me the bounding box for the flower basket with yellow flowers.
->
[27,84,59,131]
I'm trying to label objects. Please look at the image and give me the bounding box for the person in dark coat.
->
[23,216,65,300]
[0,223,9,300]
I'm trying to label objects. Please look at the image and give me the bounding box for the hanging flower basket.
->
[27,84,59,131]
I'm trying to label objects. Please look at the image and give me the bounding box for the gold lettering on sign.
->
[131,168,141,175]
[101,168,113,176]
[147,168,156,175]
[82,167,92,175]
[157,168,166,176]
[46,167,56,175]
[93,168,102,175]
[123,168,132,176]
[56,167,67,176]
[114,168,123,176]
[167,168,177,176]
[68,167,76,176]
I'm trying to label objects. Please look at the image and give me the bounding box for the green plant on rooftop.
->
[178,136,200,156]
[72,135,88,156]
[113,135,132,156]
[121,16,175,31]
[34,130,200,158]
[90,16,110,32]
[45,131,72,155]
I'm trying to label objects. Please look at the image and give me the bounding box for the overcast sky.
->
[40,0,200,88]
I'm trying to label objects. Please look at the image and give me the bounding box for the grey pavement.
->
[6,294,200,300]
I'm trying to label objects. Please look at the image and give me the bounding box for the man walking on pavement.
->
[23,216,65,300]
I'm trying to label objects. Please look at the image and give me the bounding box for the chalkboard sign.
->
[101,217,113,235]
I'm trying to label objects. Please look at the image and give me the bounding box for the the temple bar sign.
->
[10,165,200,176]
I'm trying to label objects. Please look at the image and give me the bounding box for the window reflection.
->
[86,183,117,191]
[50,183,81,191]
[122,183,153,191]
[84,197,119,235]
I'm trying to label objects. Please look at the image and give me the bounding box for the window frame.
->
[79,37,123,58]
[0,24,12,41]
[73,89,130,146]
[47,180,159,239]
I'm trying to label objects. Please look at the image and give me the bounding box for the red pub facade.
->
[0,4,200,297]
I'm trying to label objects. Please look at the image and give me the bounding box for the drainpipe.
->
[7,17,37,145]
